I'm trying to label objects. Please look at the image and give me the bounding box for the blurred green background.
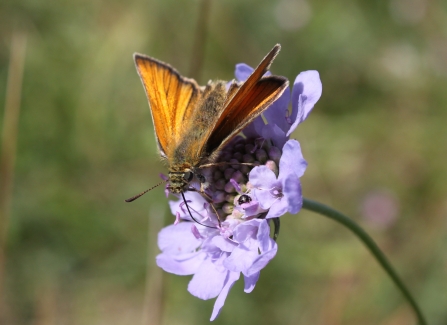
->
[1,0,446,324]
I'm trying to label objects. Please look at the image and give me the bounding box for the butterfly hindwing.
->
[134,54,202,158]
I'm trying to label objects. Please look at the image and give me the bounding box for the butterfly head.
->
[168,168,195,194]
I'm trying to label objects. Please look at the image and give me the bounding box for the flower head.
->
[156,61,322,320]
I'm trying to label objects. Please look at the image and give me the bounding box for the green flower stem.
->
[302,198,427,325]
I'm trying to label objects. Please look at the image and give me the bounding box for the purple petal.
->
[249,165,277,188]
[257,220,273,253]
[245,244,278,276]
[288,70,322,135]
[243,272,260,293]
[279,140,307,179]
[223,244,258,273]
[283,175,303,214]
[211,235,237,253]
[234,62,272,82]
[265,197,288,219]
[238,200,261,217]
[169,191,207,219]
[288,94,304,136]
[156,251,206,275]
[210,271,240,321]
[253,188,279,210]
[232,220,259,243]
[188,258,228,300]
[201,235,224,256]
[263,85,291,132]
[158,222,201,254]
[242,116,265,138]
[235,63,254,81]
[261,123,287,149]
[191,224,202,239]
[230,179,242,193]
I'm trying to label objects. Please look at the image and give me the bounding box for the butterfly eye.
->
[183,171,194,182]
[238,194,252,205]
[197,174,206,184]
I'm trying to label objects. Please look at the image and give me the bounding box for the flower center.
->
[202,135,282,221]
[270,186,283,199]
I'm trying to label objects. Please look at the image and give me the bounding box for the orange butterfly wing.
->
[134,54,202,158]
[205,44,289,155]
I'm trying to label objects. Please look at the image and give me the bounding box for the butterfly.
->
[126,44,288,202]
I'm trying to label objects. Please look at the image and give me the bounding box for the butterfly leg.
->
[196,174,222,225]
[197,173,210,193]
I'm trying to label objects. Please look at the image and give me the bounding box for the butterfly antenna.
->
[181,192,216,229]
[125,180,166,202]
[199,161,255,169]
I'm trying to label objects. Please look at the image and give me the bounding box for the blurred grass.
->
[1,0,446,324]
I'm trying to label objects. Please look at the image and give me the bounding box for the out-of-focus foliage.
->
[0,0,446,324]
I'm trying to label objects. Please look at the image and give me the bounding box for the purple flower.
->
[157,192,277,320]
[249,140,306,218]
[155,61,322,320]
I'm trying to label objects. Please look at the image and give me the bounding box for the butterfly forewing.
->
[205,45,288,155]
[134,54,202,158]
[223,44,282,109]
